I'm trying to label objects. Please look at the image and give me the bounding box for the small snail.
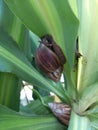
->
[73,38,82,71]
[48,102,71,126]
[75,38,82,60]
[35,35,66,82]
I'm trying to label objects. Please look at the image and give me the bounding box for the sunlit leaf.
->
[77,0,98,93]
[4,0,79,71]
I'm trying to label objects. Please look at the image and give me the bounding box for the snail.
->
[35,34,66,82]
[48,102,71,126]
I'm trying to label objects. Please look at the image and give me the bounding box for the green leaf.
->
[68,0,78,18]
[21,96,54,115]
[86,105,98,116]
[87,112,98,130]
[4,0,79,102]
[78,82,98,113]
[0,72,20,111]
[4,0,79,70]
[0,104,65,130]
[0,28,68,102]
[0,0,30,111]
[29,31,40,56]
[68,111,92,130]
[91,121,98,130]
[0,0,32,61]
[77,0,98,94]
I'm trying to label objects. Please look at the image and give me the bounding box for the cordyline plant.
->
[0,0,98,130]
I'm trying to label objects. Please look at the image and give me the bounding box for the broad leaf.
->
[0,104,66,130]
[0,0,25,111]
[0,72,20,111]
[0,28,68,102]
[78,82,98,113]
[4,0,79,71]
[4,0,79,102]
[77,0,98,93]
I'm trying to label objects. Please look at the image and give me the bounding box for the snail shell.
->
[35,35,66,82]
[48,102,71,126]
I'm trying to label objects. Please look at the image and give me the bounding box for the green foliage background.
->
[0,0,98,130]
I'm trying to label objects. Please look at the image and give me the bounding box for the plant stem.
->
[68,111,92,130]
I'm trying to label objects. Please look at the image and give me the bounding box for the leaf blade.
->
[4,0,79,70]
[0,28,68,101]
[0,104,65,130]
[77,0,98,93]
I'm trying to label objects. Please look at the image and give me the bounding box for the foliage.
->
[0,0,98,130]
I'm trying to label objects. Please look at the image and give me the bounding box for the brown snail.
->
[35,35,66,82]
[48,102,71,126]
